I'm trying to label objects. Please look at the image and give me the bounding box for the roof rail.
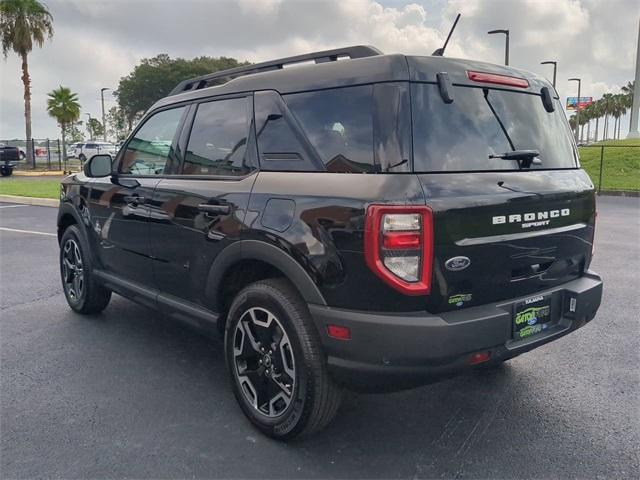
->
[168,45,383,96]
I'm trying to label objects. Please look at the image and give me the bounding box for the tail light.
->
[364,205,433,295]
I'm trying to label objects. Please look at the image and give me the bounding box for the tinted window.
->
[120,107,185,175]
[183,97,252,176]
[412,84,576,172]
[86,144,98,149]
[254,90,320,172]
[285,86,374,173]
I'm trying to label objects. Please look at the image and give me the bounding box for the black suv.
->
[57,46,603,439]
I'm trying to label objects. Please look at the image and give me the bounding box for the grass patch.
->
[0,177,61,199]
[579,139,640,191]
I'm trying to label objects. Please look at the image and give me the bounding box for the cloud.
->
[0,0,637,139]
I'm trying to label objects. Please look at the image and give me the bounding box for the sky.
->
[0,0,638,140]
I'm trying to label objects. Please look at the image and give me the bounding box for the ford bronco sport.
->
[57,46,603,439]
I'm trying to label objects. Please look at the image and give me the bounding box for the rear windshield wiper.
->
[490,149,542,168]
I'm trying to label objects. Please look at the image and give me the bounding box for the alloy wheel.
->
[62,238,84,302]
[233,307,296,418]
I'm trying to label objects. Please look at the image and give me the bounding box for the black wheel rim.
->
[233,307,296,418]
[62,238,84,302]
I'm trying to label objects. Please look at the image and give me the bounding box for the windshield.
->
[411,83,577,172]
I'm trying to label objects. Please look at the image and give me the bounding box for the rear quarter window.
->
[284,85,374,173]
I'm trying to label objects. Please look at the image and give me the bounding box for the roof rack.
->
[168,45,383,96]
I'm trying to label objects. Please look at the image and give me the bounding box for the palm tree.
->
[46,86,80,161]
[0,0,53,165]
[601,93,615,140]
[621,81,634,132]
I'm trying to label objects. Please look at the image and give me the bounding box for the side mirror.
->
[83,154,113,177]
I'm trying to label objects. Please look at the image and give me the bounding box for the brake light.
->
[364,205,433,295]
[467,70,529,88]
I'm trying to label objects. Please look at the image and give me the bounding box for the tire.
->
[59,225,111,314]
[225,278,342,440]
[1,167,11,177]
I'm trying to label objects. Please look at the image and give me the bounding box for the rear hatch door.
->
[408,64,595,313]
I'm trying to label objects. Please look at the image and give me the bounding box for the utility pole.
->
[101,88,110,142]
[488,29,509,65]
[568,78,581,143]
[627,18,640,138]
[540,61,557,88]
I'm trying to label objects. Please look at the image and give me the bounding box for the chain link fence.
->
[1,138,84,173]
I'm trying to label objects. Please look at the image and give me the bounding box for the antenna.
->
[432,14,461,56]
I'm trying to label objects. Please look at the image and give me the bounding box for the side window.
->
[183,97,253,176]
[120,107,185,175]
[254,90,321,172]
[285,85,375,173]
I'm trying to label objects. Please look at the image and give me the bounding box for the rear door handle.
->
[198,204,230,215]
[124,195,145,205]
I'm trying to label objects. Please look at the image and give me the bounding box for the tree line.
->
[569,82,634,143]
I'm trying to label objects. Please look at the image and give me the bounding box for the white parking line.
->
[0,204,29,209]
[0,227,56,237]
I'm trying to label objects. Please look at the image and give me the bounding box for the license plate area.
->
[513,294,554,340]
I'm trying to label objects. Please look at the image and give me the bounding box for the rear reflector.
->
[468,351,492,365]
[327,324,351,340]
[467,70,529,89]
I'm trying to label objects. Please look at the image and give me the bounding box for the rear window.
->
[411,84,577,172]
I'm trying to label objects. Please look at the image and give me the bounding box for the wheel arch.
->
[206,240,327,325]
[57,203,83,244]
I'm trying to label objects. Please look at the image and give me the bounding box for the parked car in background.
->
[0,144,20,176]
[75,142,117,162]
[0,143,26,160]
[66,143,83,159]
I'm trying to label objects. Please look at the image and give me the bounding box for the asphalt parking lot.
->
[1,196,639,479]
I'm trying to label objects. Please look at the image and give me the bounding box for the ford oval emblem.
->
[445,256,471,271]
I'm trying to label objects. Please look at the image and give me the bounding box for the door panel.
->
[86,105,188,287]
[149,176,256,306]
[88,177,160,285]
[149,95,257,308]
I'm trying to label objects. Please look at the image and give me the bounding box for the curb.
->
[13,170,67,176]
[597,190,640,198]
[0,194,58,207]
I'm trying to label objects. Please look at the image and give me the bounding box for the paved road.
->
[1,197,639,479]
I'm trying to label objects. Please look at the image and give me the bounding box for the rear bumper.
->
[309,271,603,391]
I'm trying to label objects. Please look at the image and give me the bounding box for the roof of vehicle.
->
[150,46,555,113]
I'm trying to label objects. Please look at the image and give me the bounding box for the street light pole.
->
[101,88,110,142]
[627,18,640,138]
[568,78,581,143]
[540,61,557,88]
[488,29,509,65]
[85,113,93,141]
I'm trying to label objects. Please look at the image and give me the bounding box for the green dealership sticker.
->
[515,306,550,325]
[448,293,472,306]
[519,324,544,338]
